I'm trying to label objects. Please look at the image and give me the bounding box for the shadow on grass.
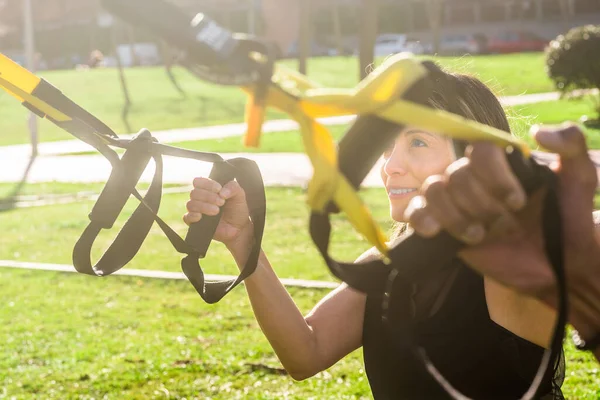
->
[0,155,36,213]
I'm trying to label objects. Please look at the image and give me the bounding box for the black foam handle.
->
[185,162,236,257]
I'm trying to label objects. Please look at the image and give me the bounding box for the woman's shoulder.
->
[354,246,385,263]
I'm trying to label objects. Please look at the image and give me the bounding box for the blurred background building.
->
[1,0,598,70]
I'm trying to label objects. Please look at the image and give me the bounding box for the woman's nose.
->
[383,147,409,177]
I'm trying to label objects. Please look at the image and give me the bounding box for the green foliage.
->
[546,25,600,122]
[546,25,600,93]
[546,25,600,119]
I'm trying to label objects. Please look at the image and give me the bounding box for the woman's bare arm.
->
[227,225,373,380]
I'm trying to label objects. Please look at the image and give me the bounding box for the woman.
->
[183,63,565,399]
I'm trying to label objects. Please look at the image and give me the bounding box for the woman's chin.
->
[390,209,408,223]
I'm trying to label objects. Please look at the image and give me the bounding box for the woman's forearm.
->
[225,224,322,380]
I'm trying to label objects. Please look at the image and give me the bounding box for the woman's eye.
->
[410,138,427,148]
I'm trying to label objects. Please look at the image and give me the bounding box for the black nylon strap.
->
[73,134,163,276]
[88,131,154,229]
[33,79,118,140]
[101,0,267,87]
[15,66,267,301]
[71,132,266,303]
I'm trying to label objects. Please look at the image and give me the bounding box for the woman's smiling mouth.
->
[387,188,418,198]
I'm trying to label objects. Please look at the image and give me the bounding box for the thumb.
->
[532,123,598,246]
[532,123,598,190]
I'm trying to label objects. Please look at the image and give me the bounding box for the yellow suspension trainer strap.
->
[96,1,568,398]
[0,53,266,303]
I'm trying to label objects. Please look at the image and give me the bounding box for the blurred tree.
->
[359,0,379,80]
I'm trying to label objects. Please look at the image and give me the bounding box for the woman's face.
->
[380,128,457,222]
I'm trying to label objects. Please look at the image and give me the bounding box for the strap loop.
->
[88,130,154,229]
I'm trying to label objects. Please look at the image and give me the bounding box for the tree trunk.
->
[128,25,138,67]
[113,23,132,133]
[298,0,311,74]
[160,40,186,97]
[359,0,379,80]
[332,2,344,56]
[557,0,573,32]
[425,0,444,55]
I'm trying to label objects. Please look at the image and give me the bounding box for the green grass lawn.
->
[0,186,391,281]
[0,185,599,399]
[0,269,372,400]
[0,53,557,147]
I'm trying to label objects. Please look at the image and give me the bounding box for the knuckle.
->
[187,213,202,224]
[405,195,427,216]
[186,200,195,212]
[204,204,220,215]
[448,186,476,213]
[431,205,470,234]
[446,164,471,187]
[445,157,470,176]
[470,142,500,165]
[190,189,201,200]
[207,191,219,203]
[407,206,430,226]
[423,177,447,202]
[192,177,207,188]
[561,124,586,146]
[213,181,224,192]
[444,212,469,231]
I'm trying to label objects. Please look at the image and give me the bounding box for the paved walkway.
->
[1,89,599,187]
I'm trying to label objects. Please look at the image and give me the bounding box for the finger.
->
[404,195,441,237]
[445,158,519,232]
[186,200,220,216]
[192,177,222,193]
[183,212,203,226]
[468,143,527,211]
[532,123,597,190]
[421,175,485,244]
[533,123,598,247]
[190,188,226,206]
[220,180,245,202]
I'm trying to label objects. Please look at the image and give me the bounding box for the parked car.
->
[486,31,548,53]
[374,34,425,57]
[439,33,488,55]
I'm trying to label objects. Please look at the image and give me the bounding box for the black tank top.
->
[362,259,565,399]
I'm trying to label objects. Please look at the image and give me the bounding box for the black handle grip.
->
[185,162,236,257]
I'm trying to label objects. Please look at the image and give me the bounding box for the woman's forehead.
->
[398,128,446,140]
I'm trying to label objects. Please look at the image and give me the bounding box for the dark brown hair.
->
[423,60,512,156]
[391,62,511,238]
